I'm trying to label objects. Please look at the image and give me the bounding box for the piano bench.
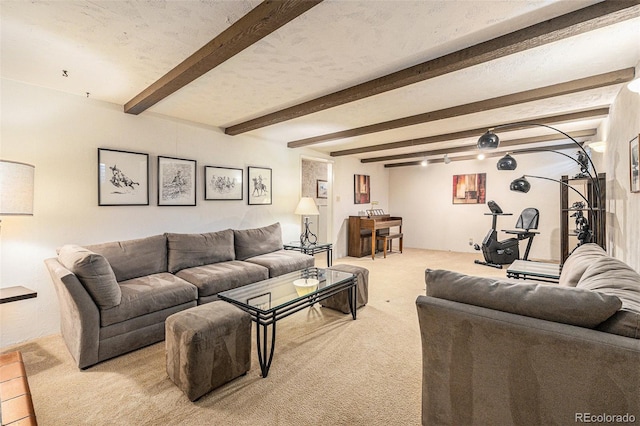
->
[375,233,403,258]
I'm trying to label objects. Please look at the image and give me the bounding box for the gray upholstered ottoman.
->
[165,301,251,401]
[321,264,369,314]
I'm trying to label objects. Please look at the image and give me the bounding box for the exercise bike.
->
[473,201,539,269]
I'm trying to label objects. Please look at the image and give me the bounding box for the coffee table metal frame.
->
[218,267,356,378]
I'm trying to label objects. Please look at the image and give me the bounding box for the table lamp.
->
[294,197,319,245]
[0,160,35,218]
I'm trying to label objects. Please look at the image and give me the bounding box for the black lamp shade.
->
[510,177,531,193]
[497,153,517,170]
[477,131,500,150]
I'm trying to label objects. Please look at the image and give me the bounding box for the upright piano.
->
[348,214,403,259]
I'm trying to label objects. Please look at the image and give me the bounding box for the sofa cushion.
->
[166,229,235,274]
[426,269,622,328]
[577,256,640,338]
[234,222,283,261]
[558,243,607,287]
[86,234,167,282]
[176,260,269,298]
[58,245,122,309]
[100,273,197,327]
[244,249,314,278]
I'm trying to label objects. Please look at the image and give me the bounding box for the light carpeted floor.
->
[4,248,506,426]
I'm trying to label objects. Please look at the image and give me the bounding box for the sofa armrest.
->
[45,258,100,369]
[416,295,640,425]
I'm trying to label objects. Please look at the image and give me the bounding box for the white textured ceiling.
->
[1,0,639,163]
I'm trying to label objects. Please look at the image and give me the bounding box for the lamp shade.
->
[510,176,531,193]
[477,131,500,150]
[0,160,35,215]
[294,197,319,216]
[496,153,517,170]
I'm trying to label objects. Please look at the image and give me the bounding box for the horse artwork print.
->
[158,156,197,206]
[248,166,272,205]
[98,148,149,206]
[205,166,243,200]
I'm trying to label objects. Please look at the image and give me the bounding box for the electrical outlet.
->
[468,238,473,246]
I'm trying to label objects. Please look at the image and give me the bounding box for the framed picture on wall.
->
[354,174,370,204]
[157,156,197,206]
[631,135,639,193]
[205,166,243,200]
[98,148,149,206]
[452,173,486,204]
[248,166,272,205]
[317,180,328,199]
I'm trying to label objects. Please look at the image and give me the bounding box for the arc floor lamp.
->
[478,122,603,247]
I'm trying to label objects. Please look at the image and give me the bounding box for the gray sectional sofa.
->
[45,222,313,369]
[416,243,640,425]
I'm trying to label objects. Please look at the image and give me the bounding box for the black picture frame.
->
[205,166,243,200]
[98,148,149,206]
[631,135,639,193]
[354,174,370,204]
[317,179,328,199]
[248,166,272,205]
[157,156,197,206]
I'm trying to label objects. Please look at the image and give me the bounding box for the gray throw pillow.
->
[86,234,167,282]
[577,256,640,338]
[166,229,235,273]
[58,244,121,308]
[234,222,283,261]
[558,243,607,287]
[426,269,621,328]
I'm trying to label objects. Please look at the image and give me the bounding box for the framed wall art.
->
[205,166,243,200]
[158,156,197,206]
[248,166,272,205]
[98,148,149,206]
[354,174,370,204]
[317,180,328,199]
[631,135,639,193]
[452,173,486,204]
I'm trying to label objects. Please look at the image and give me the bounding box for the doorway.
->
[300,156,333,247]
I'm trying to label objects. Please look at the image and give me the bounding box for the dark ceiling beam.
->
[288,69,633,148]
[225,1,640,135]
[385,142,578,167]
[329,107,609,157]
[124,0,323,115]
[361,129,596,163]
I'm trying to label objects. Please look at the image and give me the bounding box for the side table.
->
[283,242,333,267]
[0,286,37,304]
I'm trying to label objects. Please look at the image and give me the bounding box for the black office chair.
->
[502,207,540,260]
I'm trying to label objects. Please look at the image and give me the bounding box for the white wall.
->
[389,151,582,262]
[605,73,640,271]
[331,156,389,259]
[0,79,327,347]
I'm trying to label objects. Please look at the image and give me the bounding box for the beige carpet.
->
[5,249,505,426]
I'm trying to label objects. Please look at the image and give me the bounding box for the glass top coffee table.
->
[218,267,357,378]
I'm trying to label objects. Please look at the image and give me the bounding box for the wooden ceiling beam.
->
[385,142,578,167]
[361,129,596,163]
[124,0,323,115]
[288,69,633,148]
[225,1,640,135]
[329,108,609,157]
